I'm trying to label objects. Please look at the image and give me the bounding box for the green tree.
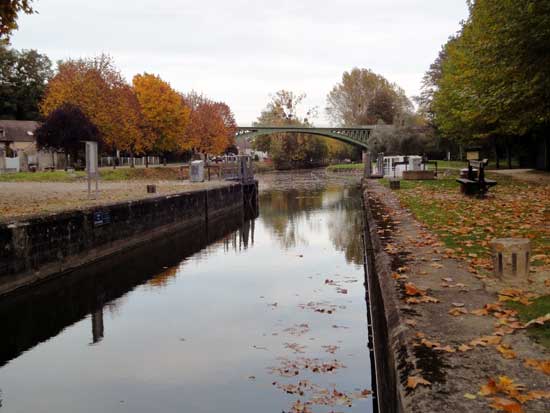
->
[428,0,550,167]
[0,45,52,120]
[0,0,34,41]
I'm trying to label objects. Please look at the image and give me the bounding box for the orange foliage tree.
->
[40,54,133,154]
[133,73,191,158]
[184,92,237,155]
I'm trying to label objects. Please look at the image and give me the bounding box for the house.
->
[0,120,65,172]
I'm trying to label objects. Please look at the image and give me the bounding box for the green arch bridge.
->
[236,126,376,149]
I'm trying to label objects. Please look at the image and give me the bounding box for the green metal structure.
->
[236,126,375,149]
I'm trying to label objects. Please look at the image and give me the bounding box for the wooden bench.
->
[456,159,497,197]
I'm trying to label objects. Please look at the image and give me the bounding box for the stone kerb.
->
[402,170,435,180]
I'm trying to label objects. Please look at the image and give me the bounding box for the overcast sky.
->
[11,0,468,125]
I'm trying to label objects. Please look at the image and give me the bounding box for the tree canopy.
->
[183,92,237,155]
[253,90,328,169]
[326,68,413,127]
[35,103,100,163]
[0,45,52,120]
[133,73,191,154]
[0,0,34,41]
[428,0,550,144]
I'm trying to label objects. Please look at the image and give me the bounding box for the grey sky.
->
[11,0,468,125]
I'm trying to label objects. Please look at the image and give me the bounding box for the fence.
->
[99,156,161,167]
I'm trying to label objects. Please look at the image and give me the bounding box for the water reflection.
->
[260,186,364,266]
[0,209,254,367]
[0,181,371,413]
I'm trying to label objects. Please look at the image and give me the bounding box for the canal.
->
[0,171,373,413]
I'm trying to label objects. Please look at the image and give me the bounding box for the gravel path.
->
[0,180,232,222]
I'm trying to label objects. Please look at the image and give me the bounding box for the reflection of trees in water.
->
[260,190,324,249]
[259,186,365,266]
[326,187,365,266]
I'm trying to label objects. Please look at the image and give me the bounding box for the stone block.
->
[491,238,531,280]
[389,178,400,190]
[402,170,435,180]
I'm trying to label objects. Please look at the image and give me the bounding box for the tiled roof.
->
[0,120,40,142]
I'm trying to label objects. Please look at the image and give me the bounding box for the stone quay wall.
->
[0,182,257,296]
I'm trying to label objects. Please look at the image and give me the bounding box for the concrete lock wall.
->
[0,182,258,296]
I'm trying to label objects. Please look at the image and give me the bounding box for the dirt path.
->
[491,168,550,184]
[0,180,231,222]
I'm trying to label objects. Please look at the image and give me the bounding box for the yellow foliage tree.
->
[133,73,191,155]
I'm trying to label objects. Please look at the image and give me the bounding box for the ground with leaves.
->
[365,177,549,413]
[0,180,232,222]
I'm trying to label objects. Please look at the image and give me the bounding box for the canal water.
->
[0,172,373,413]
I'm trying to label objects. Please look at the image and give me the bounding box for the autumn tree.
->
[0,0,34,41]
[0,45,53,120]
[253,90,327,169]
[184,92,237,155]
[326,68,413,127]
[133,73,191,162]
[40,55,132,154]
[35,103,100,167]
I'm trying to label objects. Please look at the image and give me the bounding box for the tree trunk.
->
[130,151,135,168]
[65,152,69,171]
[493,136,500,169]
[506,137,512,169]
[145,155,149,168]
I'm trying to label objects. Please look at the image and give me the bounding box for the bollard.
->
[147,184,156,194]
[363,151,372,178]
[389,178,400,190]
[491,238,531,280]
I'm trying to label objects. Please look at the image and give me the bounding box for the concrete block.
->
[491,238,531,280]
[389,178,400,190]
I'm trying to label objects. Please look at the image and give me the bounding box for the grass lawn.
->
[326,163,364,172]
[0,167,184,182]
[381,174,550,347]
[507,297,550,348]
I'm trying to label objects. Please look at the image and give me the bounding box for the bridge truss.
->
[236,126,375,149]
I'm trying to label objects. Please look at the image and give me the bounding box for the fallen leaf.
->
[434,345,455,353]
[523,359,550,375]
[405,282,426,296]
[489,397,523,413]
[406,375,431,389]
[458,344,473,352]
[449,307,468,316]
[524,313,550,328]
[496,344,517,360]
[464,393,477,400]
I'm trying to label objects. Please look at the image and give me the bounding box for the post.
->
[363,151,372,178]
[84,141,99,199]
[91,307,104,344]
[377,152,385,176]
[0,147,5,172]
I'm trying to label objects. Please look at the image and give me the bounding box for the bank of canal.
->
[0,172,374,413]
